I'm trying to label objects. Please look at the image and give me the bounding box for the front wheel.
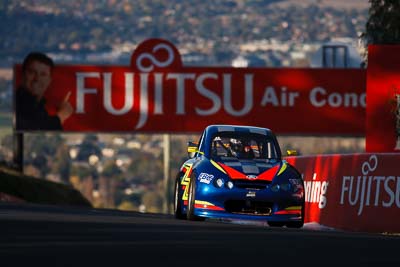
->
[174,176,186,219]
[187,175,205,221]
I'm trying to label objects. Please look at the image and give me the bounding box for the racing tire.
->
[174,176,186,220]
[187,175,205,221]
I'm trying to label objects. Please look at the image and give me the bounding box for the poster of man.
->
[15,52,73,131]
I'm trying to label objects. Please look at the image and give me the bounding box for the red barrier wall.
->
[286,153,400,233]
[366,45,400,152]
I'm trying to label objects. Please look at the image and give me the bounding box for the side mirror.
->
[286,149,298,156]
[187,141,198,158]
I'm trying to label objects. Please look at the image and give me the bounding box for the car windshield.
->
[210,132,279,161]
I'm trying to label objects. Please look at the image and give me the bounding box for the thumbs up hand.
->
[57,91,73,124]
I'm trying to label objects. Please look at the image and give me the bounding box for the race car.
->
[174,124,305,228]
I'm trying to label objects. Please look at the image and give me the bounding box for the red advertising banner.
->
[286,153,400,233]
[366,45,400,152]
[14,39,366,134]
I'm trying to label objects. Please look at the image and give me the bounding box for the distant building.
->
[232,54,266,67]
[310,40,363,68]
[182,51,208,66]
[232,55,248,67]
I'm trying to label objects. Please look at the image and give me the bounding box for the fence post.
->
[163,134,171,214]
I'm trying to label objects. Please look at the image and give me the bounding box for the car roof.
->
[205,124,273,136]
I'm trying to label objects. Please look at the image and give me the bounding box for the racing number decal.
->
[181,164,193,201]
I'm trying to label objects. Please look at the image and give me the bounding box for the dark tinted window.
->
[210,132,278,160]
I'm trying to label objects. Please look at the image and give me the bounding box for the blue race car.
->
[174,124,305,228]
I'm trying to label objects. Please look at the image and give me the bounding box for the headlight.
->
[226,181,234,189]
[215,178,224,188]
[271,184,280,192]
[271,179,301,192]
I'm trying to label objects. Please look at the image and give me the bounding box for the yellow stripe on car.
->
[210,159,227,174]
[181,163,193,201]
[285,206,302,210]
[277,162,287,176]
[195,200,215,206]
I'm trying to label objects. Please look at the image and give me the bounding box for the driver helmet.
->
[229,138,243,155]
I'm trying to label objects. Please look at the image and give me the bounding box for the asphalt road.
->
[0,203,398,267]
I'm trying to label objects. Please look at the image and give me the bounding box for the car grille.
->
[225,200,273,216]
[233,179,271,190]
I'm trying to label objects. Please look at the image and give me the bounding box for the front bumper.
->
[195,209,302,222]
[190,183,304,222]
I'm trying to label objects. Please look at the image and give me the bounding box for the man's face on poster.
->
[22,60,52,100]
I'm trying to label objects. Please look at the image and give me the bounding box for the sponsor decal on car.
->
[246,191,256,198]
[198,173,214,184]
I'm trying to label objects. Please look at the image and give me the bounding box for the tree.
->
[51,143,71,184]
[118,200,138,211]
[70,164,92,180]
[127,152,163,184]
[76,134,102,162]
[24,134,63,158]
[362,0,400,61]
[24,133,65,178]
[141,190,163,213]
[102,160,123,179]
